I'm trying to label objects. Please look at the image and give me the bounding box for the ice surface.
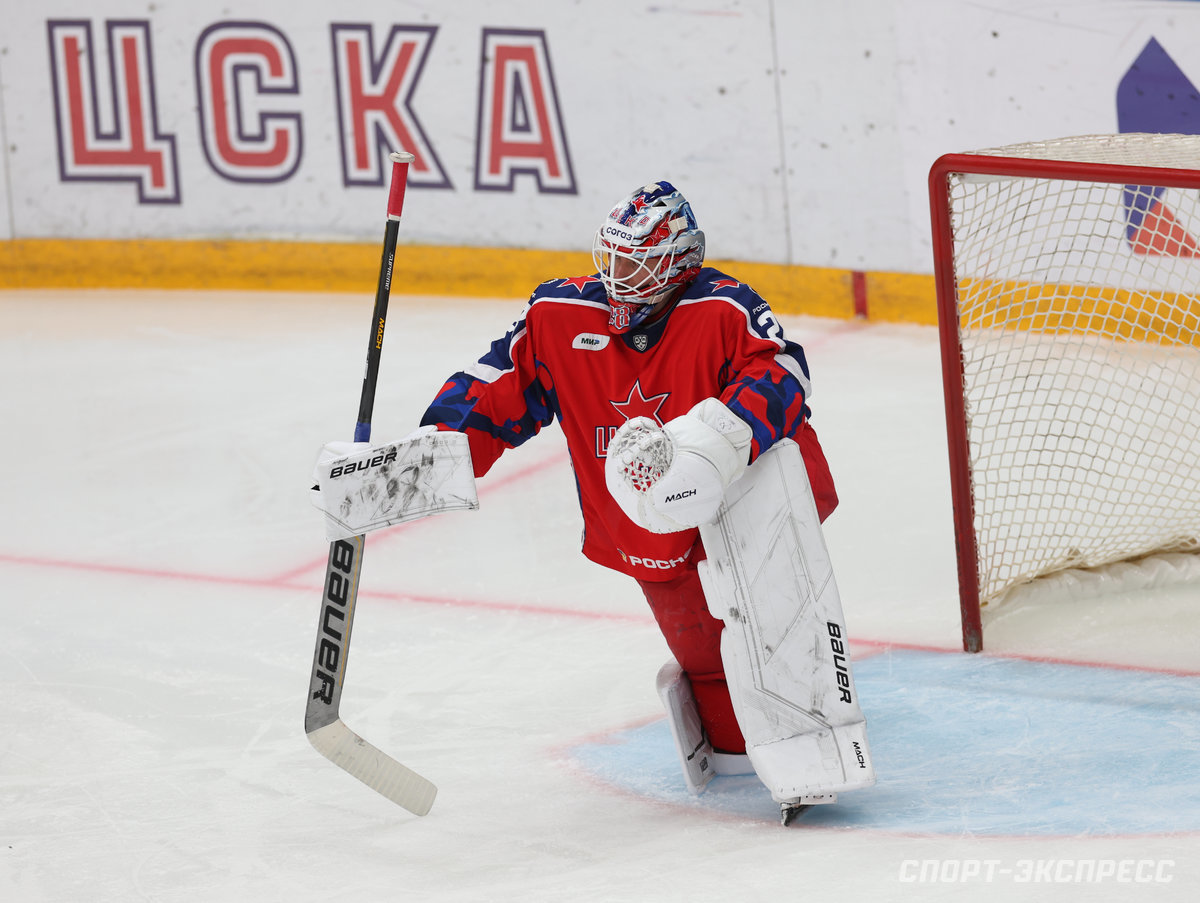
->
[1,290,1197,901]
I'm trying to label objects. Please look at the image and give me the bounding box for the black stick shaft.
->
[354,218,400,442]
[353,151,413,441]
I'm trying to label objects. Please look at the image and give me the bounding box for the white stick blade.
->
[307,719,437,816]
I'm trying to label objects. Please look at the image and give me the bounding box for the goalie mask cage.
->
[928,133,1200,653]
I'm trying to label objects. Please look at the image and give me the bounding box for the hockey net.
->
[929,133,1200,652]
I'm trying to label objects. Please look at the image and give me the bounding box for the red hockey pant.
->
[637,556,745,753]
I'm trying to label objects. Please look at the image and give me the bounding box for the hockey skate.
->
[779,792,837,826]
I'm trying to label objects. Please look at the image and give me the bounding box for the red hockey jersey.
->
[421,267,837,582]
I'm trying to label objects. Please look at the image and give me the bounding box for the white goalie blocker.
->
[697,439,876,804]
[314,429,479,541]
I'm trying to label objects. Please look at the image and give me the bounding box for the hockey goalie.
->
[312,179,875,823]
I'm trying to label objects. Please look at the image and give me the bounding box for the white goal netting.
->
[941,133,1200,611]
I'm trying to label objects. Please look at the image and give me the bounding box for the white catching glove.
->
[605,398,753,533]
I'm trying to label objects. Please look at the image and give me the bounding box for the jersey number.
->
[757,310,783,345]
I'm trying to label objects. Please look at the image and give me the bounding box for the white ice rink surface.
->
[2,289,1198,901]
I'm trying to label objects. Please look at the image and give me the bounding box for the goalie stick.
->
[304,151,437,816]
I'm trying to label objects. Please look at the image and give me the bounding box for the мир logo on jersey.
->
[572,332,610,350]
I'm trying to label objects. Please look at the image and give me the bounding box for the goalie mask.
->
[593,181,705,334]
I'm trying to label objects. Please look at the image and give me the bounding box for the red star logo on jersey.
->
[610,379,671,425]
[711,278,741,291]
[560,276,599,293]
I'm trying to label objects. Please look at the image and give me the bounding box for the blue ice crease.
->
[565,650,1200,835]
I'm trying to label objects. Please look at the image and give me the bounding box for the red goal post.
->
[928,134,1200,652]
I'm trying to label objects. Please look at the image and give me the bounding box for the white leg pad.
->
[317,430,478,541]
[698,439,876,803]
[711,751,754,776]
[655,660,715,794]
